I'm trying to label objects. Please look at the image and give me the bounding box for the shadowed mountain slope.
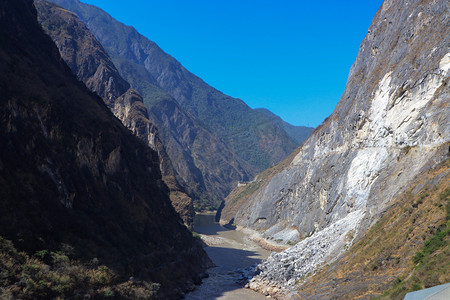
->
[34,0,195,226]
[44,0,260,209]
[0,0,209,297]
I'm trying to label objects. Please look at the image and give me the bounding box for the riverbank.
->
[236,227,290,253]
[186,213,271,300]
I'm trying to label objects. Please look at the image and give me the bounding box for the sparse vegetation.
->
[377,186,450,299]
[191,231,202,240]
[0,237,159,299]
[228,181,263,206]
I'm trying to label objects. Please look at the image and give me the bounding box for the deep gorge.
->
[0,0,448,299]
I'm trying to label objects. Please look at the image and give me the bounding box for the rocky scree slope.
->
[0,0,210,297]
[34,0,195,226]
[223,0,450,297]
[48,0,312,208]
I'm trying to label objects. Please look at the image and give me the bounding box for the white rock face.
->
[225,0,450,296]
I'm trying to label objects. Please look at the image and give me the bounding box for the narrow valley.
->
[1,0,448,299]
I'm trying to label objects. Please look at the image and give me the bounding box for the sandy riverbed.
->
[185,213,272,300]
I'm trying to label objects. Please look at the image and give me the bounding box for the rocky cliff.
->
[0,0,209,297]
[222,0,449,297]
[34,0,195,226]
[47,0,313,209]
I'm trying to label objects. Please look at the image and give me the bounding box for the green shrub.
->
[0,237,159,299]
[34,250,49,260]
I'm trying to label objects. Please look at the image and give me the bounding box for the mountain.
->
[47,0,262,209]
[222,0,450,298]
[0,0,210,298]
[34,0,195,227]
[46,0,313,203]
[47,0,304,172]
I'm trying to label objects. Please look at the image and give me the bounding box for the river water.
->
[185,213,270,300]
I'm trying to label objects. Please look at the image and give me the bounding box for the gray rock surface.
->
[224,0,450,295]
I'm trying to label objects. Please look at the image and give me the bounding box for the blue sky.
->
[83,0,384,127]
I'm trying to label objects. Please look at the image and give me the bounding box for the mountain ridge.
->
[47,0,261,209]
[254,108,314,145]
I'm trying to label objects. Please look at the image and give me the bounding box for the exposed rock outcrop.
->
[0,0,210,297]
[223,0,450,297]
[34,0,194,226]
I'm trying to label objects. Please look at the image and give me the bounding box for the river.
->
[186,212,271,300]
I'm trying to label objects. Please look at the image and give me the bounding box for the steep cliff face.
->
[34,0,195,226]
[0,0,209,297]
[146,98,253,209]
[44,0,257,208]
[222,0,449,296]
[34,0,129,105]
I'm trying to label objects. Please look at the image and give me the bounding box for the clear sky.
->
[82,0,384,127]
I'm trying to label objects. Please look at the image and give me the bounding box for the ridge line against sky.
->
[82,0,384,127]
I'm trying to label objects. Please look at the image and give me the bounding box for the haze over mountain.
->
[0,0,209,298]
[47,0,314,210]
[254,108,314,145]
[222,0,450,298]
